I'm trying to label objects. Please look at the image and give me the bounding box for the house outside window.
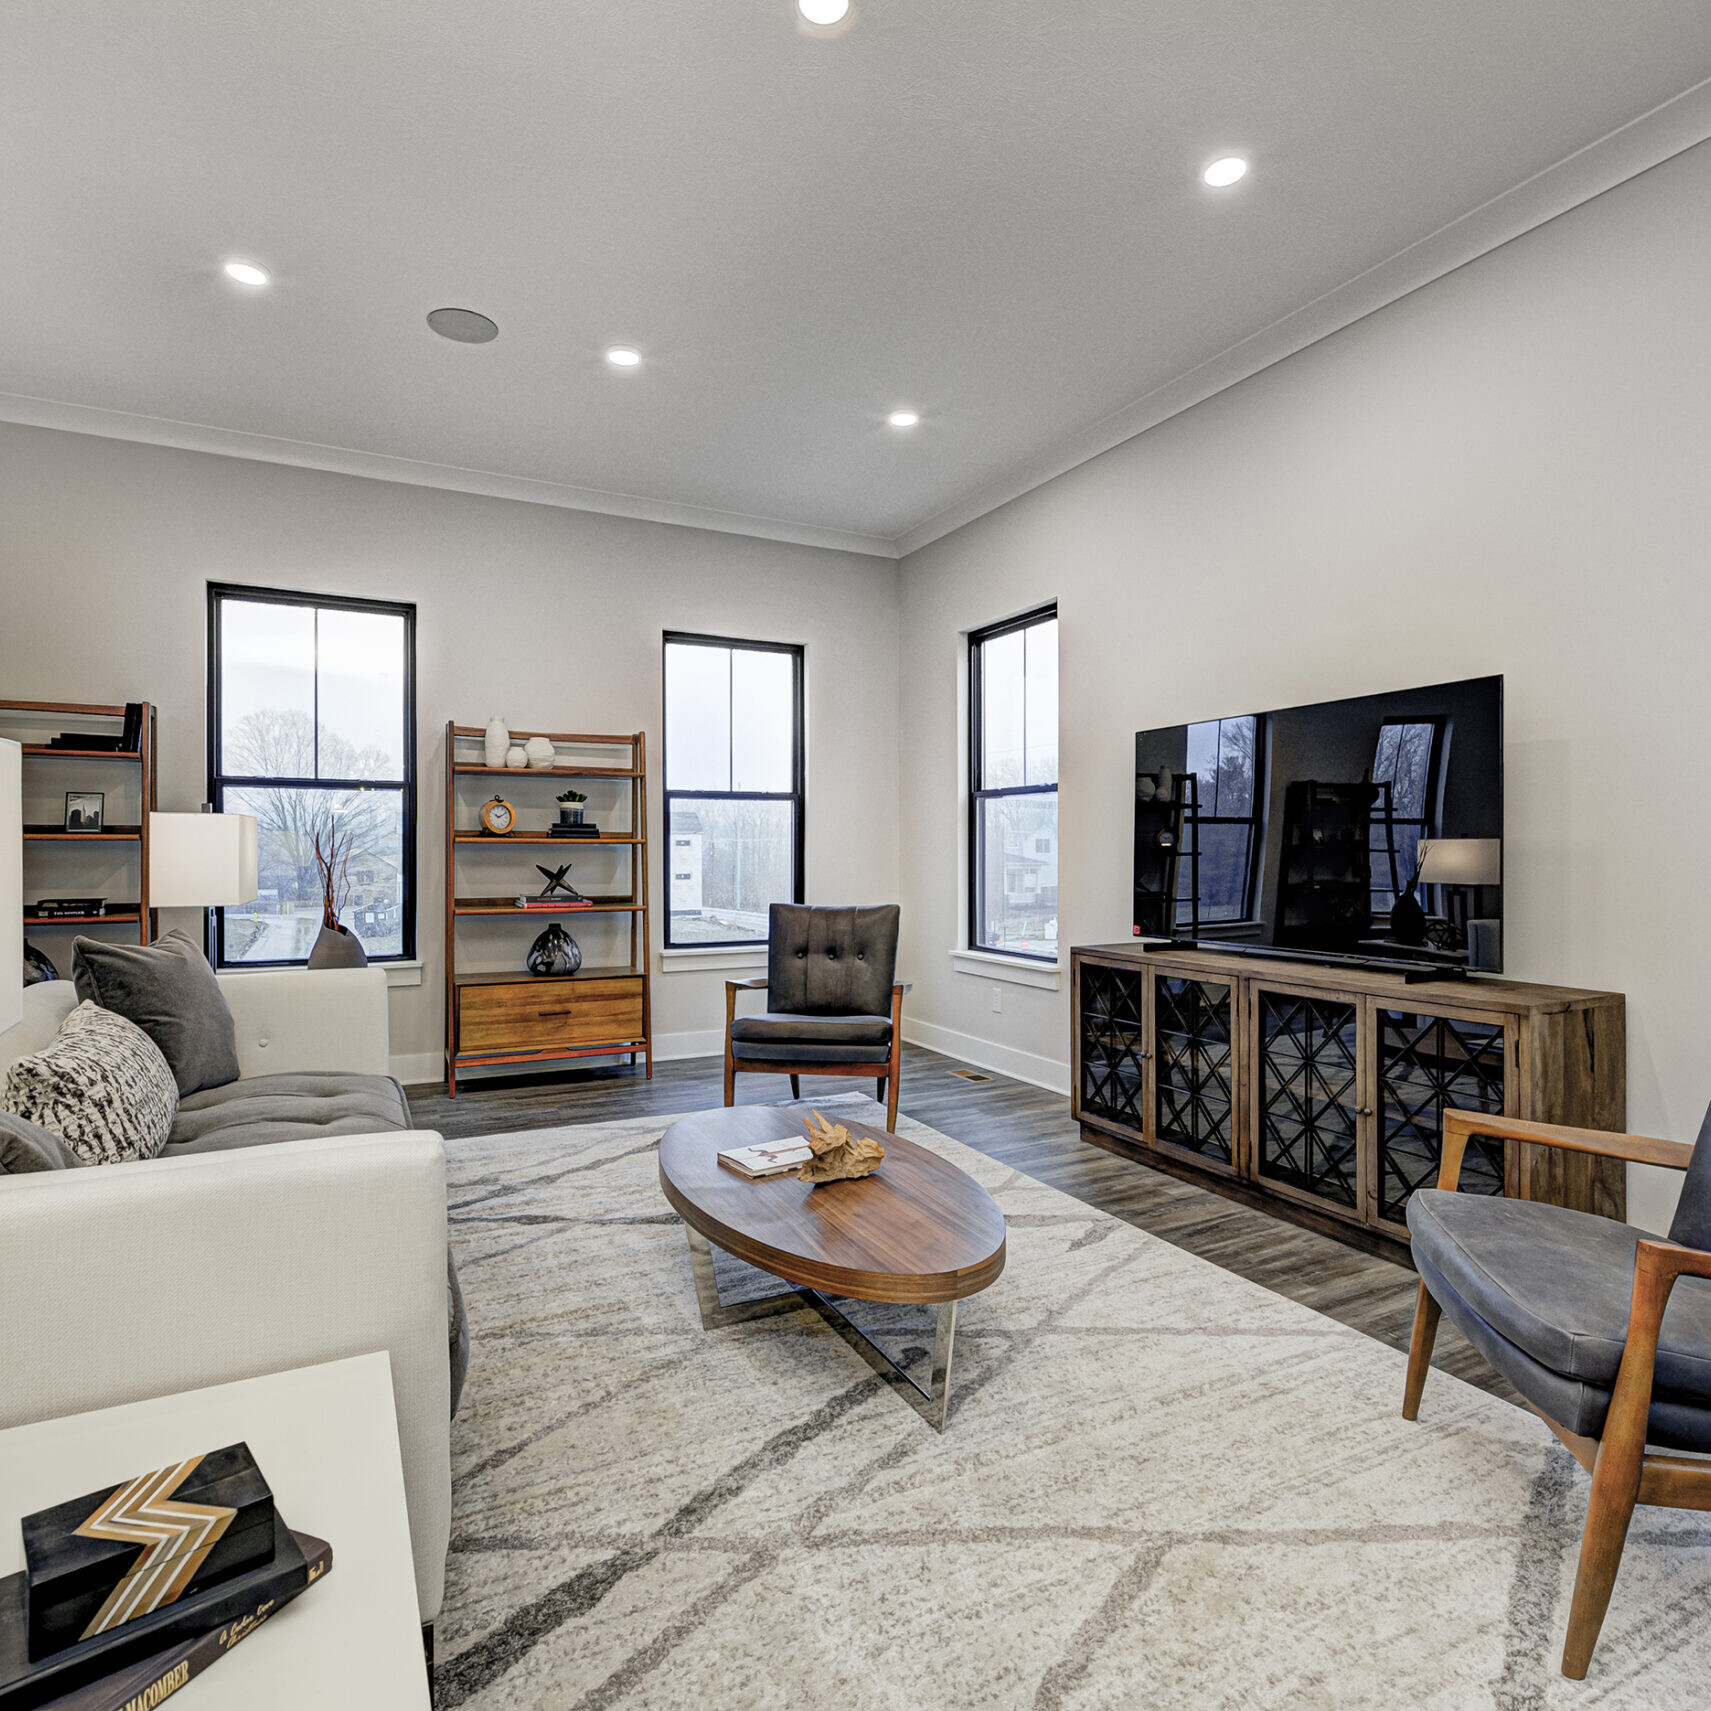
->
[663,632,804,947]
[207,583,416,966]
[969,605,1058,961]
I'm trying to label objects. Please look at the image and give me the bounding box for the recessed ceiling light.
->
[799,0,849,22]
[887,410,919,428]
[223,260,270,286]
[606,346,642,367]
[427,307,499,343]
[1202,156,1249,188]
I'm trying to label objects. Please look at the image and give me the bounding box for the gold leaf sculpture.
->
[797,1109,885,1184]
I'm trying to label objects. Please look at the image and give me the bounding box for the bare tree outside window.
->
[209,588,415,965]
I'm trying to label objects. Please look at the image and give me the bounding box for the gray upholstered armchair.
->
[1404,1105,1711,1679]
[724,904,907,1130]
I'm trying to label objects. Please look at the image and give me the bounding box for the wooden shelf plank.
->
[451,1041,647,1067]
[23,826,143,841]
[450,726,638,746]
[24,911,141,926]
[454,966,642,987]
[453,896,644,915]
[451,833,640,845]
[452,765,641,778]
[19,746,145,762]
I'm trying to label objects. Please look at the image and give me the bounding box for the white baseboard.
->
[390,1051,443,1087]
[902,1019,1071,1098]
[653,1029,724,1061]
[397,1026,1071,1092]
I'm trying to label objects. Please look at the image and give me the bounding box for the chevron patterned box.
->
[20,1445,273,1661]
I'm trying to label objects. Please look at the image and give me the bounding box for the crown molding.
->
[0,391,900,560]
[892,74,1711,559]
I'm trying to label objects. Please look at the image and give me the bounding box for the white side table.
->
[0,1352,429,1708]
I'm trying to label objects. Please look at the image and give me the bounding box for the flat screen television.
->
[1134,675,1503,972]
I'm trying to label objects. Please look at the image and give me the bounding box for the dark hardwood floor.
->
[407,1042,1515,1406]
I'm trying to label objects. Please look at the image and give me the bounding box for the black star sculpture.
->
[535,862,585,902]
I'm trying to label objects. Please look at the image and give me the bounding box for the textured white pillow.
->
[2,1000,178,1164]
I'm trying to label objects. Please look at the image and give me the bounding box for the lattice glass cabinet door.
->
[1079,962,1148,1135]
[1374,1008,1509,1228]
[1254,988,1362,1211]
[1151,975,1236,1168]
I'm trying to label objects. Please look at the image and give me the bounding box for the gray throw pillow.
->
[0,1110,86,1173]
[73,929,240,1097]
[3,1001,178,1165]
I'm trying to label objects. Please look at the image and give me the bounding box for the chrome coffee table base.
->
[684,1224,959,1433]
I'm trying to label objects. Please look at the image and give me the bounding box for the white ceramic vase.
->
[525,736,557,770]
[484,718,510,769]
[505,744,527,768]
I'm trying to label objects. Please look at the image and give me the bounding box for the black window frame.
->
[206,582,417,969]
[661,630,805,951]
[968,602,1058,963]
[1173,713,1269,931]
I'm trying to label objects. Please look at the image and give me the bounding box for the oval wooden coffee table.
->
[659,1106,1006,1432]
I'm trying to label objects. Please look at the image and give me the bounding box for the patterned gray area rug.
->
[435,1098,1711,1709]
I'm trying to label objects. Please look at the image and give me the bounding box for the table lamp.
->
[1,739,21,1035]
[1417,838,1501,942]
[148,811,260,908]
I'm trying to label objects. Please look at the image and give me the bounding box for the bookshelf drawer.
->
[459,978,645,1053]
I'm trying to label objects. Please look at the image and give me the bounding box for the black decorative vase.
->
[1390,880,1427,946]
[527,924,582,976]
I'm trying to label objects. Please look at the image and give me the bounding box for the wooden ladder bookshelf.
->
[1,699,157,976]
[443,723,651,1095]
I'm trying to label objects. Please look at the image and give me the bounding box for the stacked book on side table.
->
[0,1444,331,1711]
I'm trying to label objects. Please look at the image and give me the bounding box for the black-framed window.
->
[1175,714,1266,928]
[663,632,804,948]
[207,583,416,967]
[969,604,1057,961]
[1369,716,1447,920]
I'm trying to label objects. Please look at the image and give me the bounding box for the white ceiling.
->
[4,2,1709,556]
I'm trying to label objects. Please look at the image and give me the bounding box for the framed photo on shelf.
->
[64,791,104,832]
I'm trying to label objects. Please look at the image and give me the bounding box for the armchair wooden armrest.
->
[1436,1109,1696,1191]
[724,975,768,1028]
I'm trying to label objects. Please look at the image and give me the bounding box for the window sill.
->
[660,945,768,973]
[950,948,1062,990]
[382,961,423,989]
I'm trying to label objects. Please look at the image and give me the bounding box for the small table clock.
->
[480,796,517,836]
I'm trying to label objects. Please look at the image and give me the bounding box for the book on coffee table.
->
[717,1141,813,1180]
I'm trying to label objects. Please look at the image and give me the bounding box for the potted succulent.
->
[306,821,369,969]
[556,787,588,828]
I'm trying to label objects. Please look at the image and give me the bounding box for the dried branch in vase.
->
[797,1109,885,1184]
[311,822,353,931]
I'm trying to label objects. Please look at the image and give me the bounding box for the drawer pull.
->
[539,1009,573,1018]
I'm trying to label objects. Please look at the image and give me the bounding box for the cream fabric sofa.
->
[0,967,453,1625]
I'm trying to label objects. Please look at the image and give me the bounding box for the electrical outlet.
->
[991,986,1002,1013]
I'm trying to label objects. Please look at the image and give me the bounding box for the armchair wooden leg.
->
[723,1047,735,1108]
[1402,1279,1442,1421]
[789,1074,800,1099]
[1562,1428,1647,1678]
[885,1066,900,1131]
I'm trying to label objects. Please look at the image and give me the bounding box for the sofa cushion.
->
[3,1001,178,1165]
[162,1072,413,1155]
[765,904,899,1017]
[1409,1188,1711,1400]
[73,930,240,1097]
[0,1110,86,1174]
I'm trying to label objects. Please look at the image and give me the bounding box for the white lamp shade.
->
[149,813,259,907]
[1,739,21,1035]
[1417,837,1502,887]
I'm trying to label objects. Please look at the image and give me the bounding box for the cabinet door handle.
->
[1356,1106,1374,1117]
